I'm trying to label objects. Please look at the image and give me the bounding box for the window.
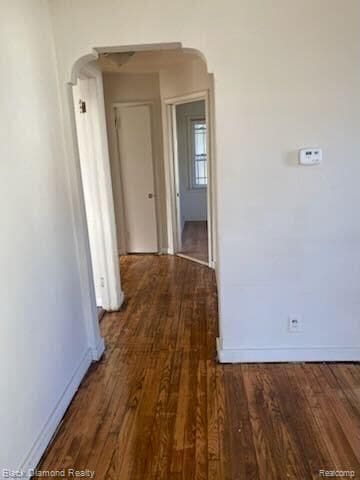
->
[190,119,207,188]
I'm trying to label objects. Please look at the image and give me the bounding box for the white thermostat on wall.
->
[299,147,322,166]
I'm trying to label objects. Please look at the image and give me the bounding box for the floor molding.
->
[92,336,105,361]
[107,288,125,312]
[19,348,93,478]
[118,289,125,310]
[97,307,106,322]
[217,338,360,363]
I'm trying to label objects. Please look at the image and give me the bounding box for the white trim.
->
[164,90,215,269]
[73,65,124,312]
[204,93,214,269]
[161,247,173,254]
[176,253,209,267]
[64,83,104,360]
[217,338,360,363]
[19,348,93,478]
[164,90,210,105]
[171,104,182,251]
[92,334,106,360]
[162,103,176,255]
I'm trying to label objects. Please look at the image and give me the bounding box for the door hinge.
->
[115,115,119,129]
[79,99,87,113]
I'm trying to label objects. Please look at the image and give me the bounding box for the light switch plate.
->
[299,148,322,166]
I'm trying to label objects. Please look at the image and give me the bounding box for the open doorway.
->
[40,45,218,468]
[175,99,209,264]
[99,47,215,268]
[70,45,216,327]
[166,92,213,267]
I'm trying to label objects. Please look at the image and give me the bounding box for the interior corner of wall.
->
[91,336,105,361]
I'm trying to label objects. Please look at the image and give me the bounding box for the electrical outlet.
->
[288,315,302,333]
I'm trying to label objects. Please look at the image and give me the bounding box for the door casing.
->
[72,64,123,312]
[164,91,215,268]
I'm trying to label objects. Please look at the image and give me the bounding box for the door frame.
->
[164,90,215,268]
[73,77,104,307]
[112,101,161,254]
[72,63,124,312]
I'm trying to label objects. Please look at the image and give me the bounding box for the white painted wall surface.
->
[176,101,207,230]
[159,58,210,99]
[48,0,360,362]
[0,0,103,472]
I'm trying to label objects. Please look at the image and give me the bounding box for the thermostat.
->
[299,148,322,166]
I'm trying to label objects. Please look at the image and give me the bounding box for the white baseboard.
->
[118,289,124,309]
[92,335,105,361]
[108,289,125,312]
[19,348,93,478]
[217,338,360,363]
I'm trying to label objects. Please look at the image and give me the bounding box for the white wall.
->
[176,101,207,230]
[159,58,210,98]
[103,72,167,252]
[0,0,103,472]
[48,0,360,362]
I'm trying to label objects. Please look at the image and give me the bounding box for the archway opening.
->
[69,42,217,328]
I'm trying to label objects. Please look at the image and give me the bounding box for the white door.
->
[116,104,158,253]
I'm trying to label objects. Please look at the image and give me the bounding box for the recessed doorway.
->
[166,93,214,267]
[114,102,159,253]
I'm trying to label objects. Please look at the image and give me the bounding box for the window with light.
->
[191,119,207,188]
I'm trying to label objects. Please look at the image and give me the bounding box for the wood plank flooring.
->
[180,220,208,263]
[38,255,360,479]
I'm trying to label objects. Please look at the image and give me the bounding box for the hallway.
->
[39,255,360,479]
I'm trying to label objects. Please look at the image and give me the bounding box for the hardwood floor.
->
[180,220,208,263]
[39,255,360,479]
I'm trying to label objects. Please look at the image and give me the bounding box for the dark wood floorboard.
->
[38,255,360,479]
[180,220,208,263]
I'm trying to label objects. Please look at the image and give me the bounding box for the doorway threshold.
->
[176,253,209,268]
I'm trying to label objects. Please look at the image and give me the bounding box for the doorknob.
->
[148,193,154,199]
